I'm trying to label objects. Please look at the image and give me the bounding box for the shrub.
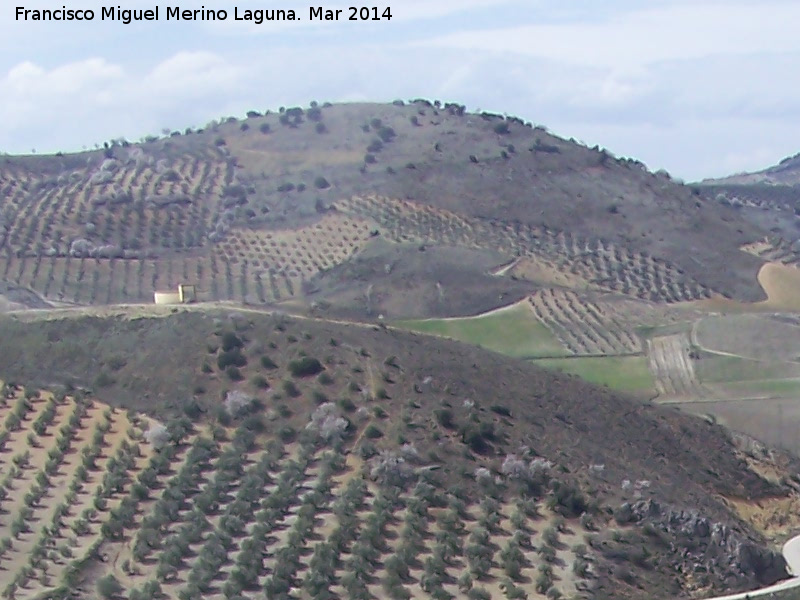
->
[493,122,510,135]
[377,126,396,142]
[468,588,490,600]
[338,397,356,412]
[314,176,330,190]
[490,404,512,417]
[307,403,348,442]
[548,480,587,517]
[251,375,269,389]
[535,570,552,594]
[221,332,244,352]
[288,357,324,377]
[260,355,277,369]
[94,372,115,388]
[542,526,559,546]
[217,349,246,370]
[280,380,300,398]
[434,408,455,429]
[144,423,170,449]
[225,366,244,381]
[97,574,123,599]
[461,427,490,454]
[224,390,256,417]
[365,424,383,439]
[369,450,414,486]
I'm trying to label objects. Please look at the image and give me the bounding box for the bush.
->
[251,375,269,389]
[548,480,587,517]
[338,397,356,412]
[97,574,123,599]
[260,355,277,369]
[365,424,383,439]
[282,380,300,398]
[535,570,552,594]
[221,332,243,352]
[461,427,491,454]
[226,366,244,381]
[94,371,115,388]
[490,404,511,417]
[435,408,455,429]
[377,126,396,142]
[314,176,330,190]
[218,349,246,370]
[307,403,348,442]
[493,122,510,135]
[542,526,558,546]
[288,357,324,377]
[224,390,256,417]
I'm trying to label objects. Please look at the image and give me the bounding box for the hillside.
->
[0,100,773,320]
[695,153,800,269]
[0,306,798,600]
[6,100,800,600]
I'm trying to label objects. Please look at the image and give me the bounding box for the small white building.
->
[153,284,197,305]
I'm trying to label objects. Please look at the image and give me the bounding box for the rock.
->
[625,498,788,587]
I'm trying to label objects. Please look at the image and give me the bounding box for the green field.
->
[397,303,569,358]
[708,378,800,398]
[696,354,800,384]
[532,356,655,394]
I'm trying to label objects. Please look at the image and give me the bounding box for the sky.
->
[1,0,799,181]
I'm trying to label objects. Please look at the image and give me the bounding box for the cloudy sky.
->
[2,0,798,181]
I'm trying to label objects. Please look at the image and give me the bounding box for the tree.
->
[96,574,123,599]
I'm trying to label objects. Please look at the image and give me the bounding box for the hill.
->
[0,305,798,600]
[0,100,773,319]
[695,153,800,269]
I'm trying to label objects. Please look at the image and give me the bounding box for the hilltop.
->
[695,152,800,269]
[0,100,772,319]
[0,305,797,600]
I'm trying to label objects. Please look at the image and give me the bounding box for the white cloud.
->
[419,1,800,69]
[144,51,244,99]
[1,2,799,181]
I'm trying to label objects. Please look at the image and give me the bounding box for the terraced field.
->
[0,382,153,599]
[334,195,714,304]
[646,334,701,398]
[0,379,597,600]
[0,149,230,259]
[741,237,800,266]
[527,289,641,356]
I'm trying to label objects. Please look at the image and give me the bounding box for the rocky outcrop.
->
[627,499,787,586]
